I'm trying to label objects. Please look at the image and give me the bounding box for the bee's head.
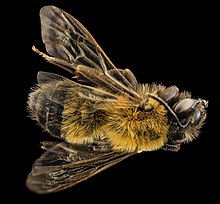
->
[172,98,208,142]
[152,86,208,151]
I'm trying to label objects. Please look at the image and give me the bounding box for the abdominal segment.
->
[27,82,67,137]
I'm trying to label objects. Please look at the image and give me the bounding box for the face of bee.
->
[26,5,208,194]
[157,89,208,151]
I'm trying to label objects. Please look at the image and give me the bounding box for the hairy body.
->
[26,5,208,194]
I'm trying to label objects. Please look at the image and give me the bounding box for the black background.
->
[5,0,219,202]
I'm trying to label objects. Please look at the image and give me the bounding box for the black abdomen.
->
[27,82,66,137]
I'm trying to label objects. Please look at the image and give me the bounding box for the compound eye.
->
[191,109,201,124]
[174,98,195,114]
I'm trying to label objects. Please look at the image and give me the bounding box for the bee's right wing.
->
[26,141,133,194]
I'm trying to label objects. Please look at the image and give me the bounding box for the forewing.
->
[39,6,140,97]
[26,141,132,194]
[40,5,114,71]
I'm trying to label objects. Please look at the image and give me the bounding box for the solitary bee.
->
[26,5,208,194]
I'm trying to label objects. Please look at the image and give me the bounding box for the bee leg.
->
[40,141,59,150]
[90,138,112,152]
[162,130,186,152]
[162,143,181,152]
[158,86,179,102]
[32,46,77,74]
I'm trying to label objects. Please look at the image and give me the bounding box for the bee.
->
[26,5,208,194]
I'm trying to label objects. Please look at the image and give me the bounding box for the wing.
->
[40,5,113,71]
[36,71,134,108]
[26,141,133,194]
[35,5,140,100]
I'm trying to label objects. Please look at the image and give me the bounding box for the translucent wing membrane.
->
[40,5,110,70]
[39,6,140,98]
[26,141,133,194]
[36,71,121,106]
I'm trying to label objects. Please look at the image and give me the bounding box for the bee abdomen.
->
[27,84,65,137]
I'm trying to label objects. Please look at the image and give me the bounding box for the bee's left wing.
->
[35,5,140,99]
[26,141,133,194]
